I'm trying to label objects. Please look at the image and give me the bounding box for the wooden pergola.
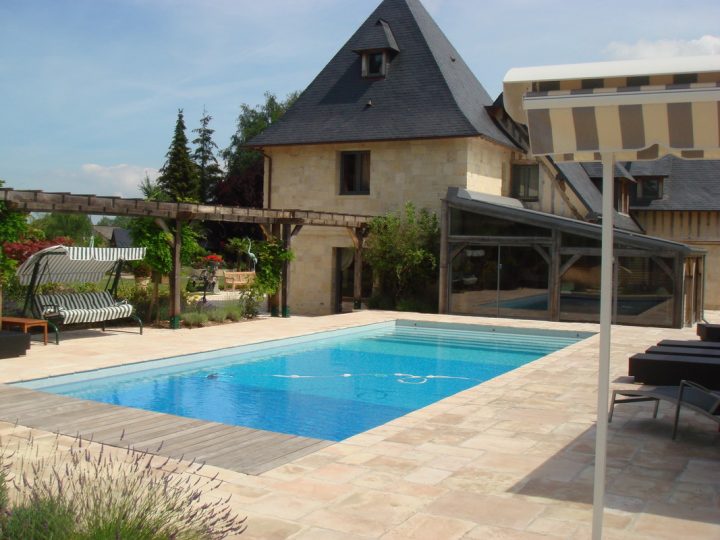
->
[2,188,373,322]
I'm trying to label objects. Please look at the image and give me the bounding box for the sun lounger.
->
[697,323,720,342]
[646,346,720,358]
[628,353,720,387]
[658,339,720,350]
[610,380,720,439]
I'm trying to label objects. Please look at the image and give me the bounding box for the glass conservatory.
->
[439,188,704,328]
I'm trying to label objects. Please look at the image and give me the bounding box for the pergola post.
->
[438,199,449,314]
[269,223,281,317]
[548,229,561,321]
[592,152,615,539]
[170,219,183,329]
[281,223,291,317]
[347,227,367,310]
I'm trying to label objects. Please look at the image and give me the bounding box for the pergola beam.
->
[1,188,372,229]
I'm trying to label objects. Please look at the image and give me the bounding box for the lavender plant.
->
[0,429,247,539]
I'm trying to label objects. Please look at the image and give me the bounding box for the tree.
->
[192,109,224,204]
[218,92,299,208]
[0,179,29,319]
[253,239,293,296]
[127,177,204,322]
[30,213,93,245]
[157,109,200,202]
[364,203,440,311]
[96,215,133,229]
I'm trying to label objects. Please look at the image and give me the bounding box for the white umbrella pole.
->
[592,152,615,539]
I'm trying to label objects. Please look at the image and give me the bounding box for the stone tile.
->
[289,527,371,540]
[526,516,581,537]
[464,524,562,539]
[381,513,474,540]
[309,462,366,484]
[461,433,537,454]
[273,478,351,502]
[244,492,325,521]
[425,491,545,529]
[632,503,720,538]
[240,515,302,540]
[351,470,447,501]
[403,466,452,485]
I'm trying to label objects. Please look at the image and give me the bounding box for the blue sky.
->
[1,0,719,198]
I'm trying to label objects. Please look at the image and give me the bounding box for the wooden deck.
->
[0,385,332,475]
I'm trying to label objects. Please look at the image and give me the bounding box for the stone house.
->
[250,0,707,327]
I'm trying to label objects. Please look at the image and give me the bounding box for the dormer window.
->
[363,52,387,78]
[354,18,399,80]
[638,177,663,200]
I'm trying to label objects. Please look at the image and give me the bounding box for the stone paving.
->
[0,311,718,539]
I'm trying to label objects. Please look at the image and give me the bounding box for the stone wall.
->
[267,137,508,314]
[266,137,493,214]
[465,138,508,195]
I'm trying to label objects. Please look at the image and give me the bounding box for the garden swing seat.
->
[16,245,146,343]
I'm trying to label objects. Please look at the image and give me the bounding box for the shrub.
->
[0,431,246,539]
[253,240,293,296]
[182,312,209,328]
[238,287,262,319]
[206,308,228,323]
[225,307,242,322]
[2,497,75,539]
[116,282,189,324]
[364,203,439,311]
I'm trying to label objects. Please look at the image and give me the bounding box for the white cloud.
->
[605,35,720,60]
[23,164,160,199]
[78,164,160,198]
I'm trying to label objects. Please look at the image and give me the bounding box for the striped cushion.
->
[34,292,133,325]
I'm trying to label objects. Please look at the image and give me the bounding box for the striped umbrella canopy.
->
[503,55,720,162]
[16,245,146,286]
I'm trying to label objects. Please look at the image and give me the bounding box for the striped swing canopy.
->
[16,245,146,286]
[503,55,720,162]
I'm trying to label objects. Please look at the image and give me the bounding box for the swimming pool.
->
[17,321,592,441]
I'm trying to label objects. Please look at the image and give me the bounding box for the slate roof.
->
[353,19,399,53]
[555,162,642,232]
[249,0,515,148]
[448,187,699,255]
[582,156,720,211]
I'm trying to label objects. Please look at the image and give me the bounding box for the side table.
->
[1,316,49,345]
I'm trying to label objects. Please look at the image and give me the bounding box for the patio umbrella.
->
[502,55,720,539]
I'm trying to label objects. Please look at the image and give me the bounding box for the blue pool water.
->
[17,321,591,441]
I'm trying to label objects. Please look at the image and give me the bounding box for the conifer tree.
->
[192,109,223,204]
[157,109,199,202]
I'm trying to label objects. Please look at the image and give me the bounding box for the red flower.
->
[204,254,223,263]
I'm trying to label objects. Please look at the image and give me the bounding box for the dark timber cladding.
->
[2,188,373,320]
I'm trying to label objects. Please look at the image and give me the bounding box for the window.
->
[511,164,539,201]
[340,151,370,195]
[638,178,663,200]
[362,52,386,78]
